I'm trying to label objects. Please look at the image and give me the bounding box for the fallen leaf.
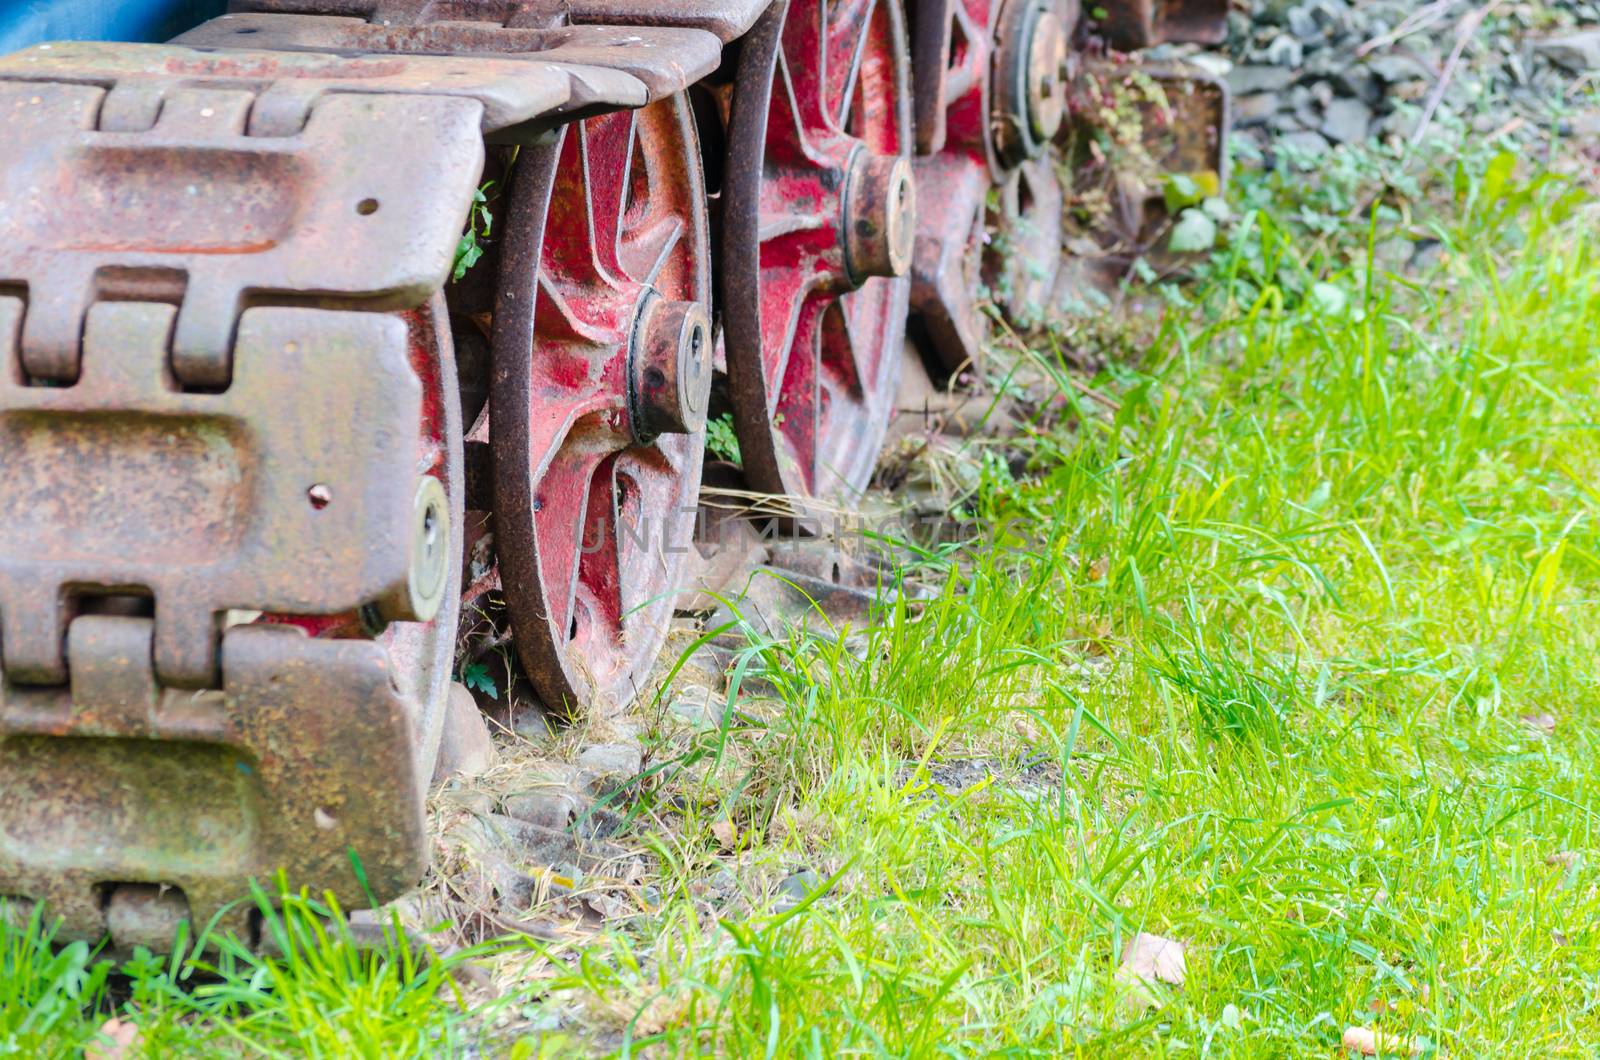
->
[1341,1026,1428,1056]
[87,1018,139,1060]
[1119,931,1186,986]
[710,820,738,853]
[1520,712,1557,735]
[1116,931,1188,1009]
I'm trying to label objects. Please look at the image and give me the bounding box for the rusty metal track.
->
[0,21,651,944]
[0,0,1234,948]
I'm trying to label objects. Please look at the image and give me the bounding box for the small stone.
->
[1520,711,1557,735]
[504,787,586,831]
[1227,64,1295,95]
[87,1018,140,1060]
[1265,34,1304,67]
[1536,31,1600,74]
[775,868,822,911]
[1277,130,1332,156]
[1114,932,1187,1012]
[1410,240,1442,273]
[577,741,643,780]
[1286,6,1318,38]
[431,682,497,784]
[1233,93,1279,127]
[1365,54,1429,84]
[1187,54,1232,79]
[1321,98,1373,143]
[710,819,738,852]
[1341,1026,1426,1056]
[1331,65,1382,106]
[667,684,731,729]
[1373,237,1413,272]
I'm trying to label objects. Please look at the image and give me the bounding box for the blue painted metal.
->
[0,0,226,52]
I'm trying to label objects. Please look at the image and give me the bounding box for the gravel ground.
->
[1142,1,1600,160]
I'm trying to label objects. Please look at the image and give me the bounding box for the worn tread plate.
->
[177,14,721,100]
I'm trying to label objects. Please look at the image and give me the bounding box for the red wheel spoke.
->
[543,109,636,288]
[608,444,688,628]
[825,0,878,128]
[820,294,867,399]
[767,49,820,165]
[531,442,613,646]
[772,297,824,493]
[754,241,822,401]
[621,215,685,289]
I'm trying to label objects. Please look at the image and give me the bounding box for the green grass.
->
[521,145,1600,1054]
[9,141,1600,1055]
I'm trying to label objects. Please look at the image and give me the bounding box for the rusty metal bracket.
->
[0,71,490,386]
[0,39,640,138]
[1092,0,1228,51]
[228,0,773,43]
[175,13,722,101]
[0,617,425,943]
[1143,64,1230,191]
[0,300,430,689]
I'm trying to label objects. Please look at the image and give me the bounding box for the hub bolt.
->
[630,296,712,441]
[373,476,450,626]
[844,151,917,284]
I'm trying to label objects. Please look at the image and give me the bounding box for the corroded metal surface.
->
[906,0,1073,373]
[178,13,720,101]
[1143,64,1230,189]
[1094,0,1227,51]
[0,300,426,687]
[491,97,710,715]
[908,154,986,373]
[985,153,1063,328]
[0,618,426,941]
[229,0,773,43]
[0,73,486,386]
[0,39,641,139]
[990,0,1071,166]
[721,0,913,506]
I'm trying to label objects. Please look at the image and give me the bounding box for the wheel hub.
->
[844,149,917,285]
[1024,10,1068,143]
[994,0,1070,166]
[629,291,712,441]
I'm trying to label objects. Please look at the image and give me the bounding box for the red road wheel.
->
[985,152,1064,328]
[906,0,1072,373]
[722,0,916,505]
[383,295,466,771]
[256,292,464,775]
[907,0,995,375]
[491,97,711,716]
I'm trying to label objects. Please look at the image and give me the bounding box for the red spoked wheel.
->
[491,97,711,716]
[722,0,916,505]
[907,0,1073,371]
[984,0,1072,330]
[907,0,995,376]
[256,293,464,774]
[985,152,1065,328]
